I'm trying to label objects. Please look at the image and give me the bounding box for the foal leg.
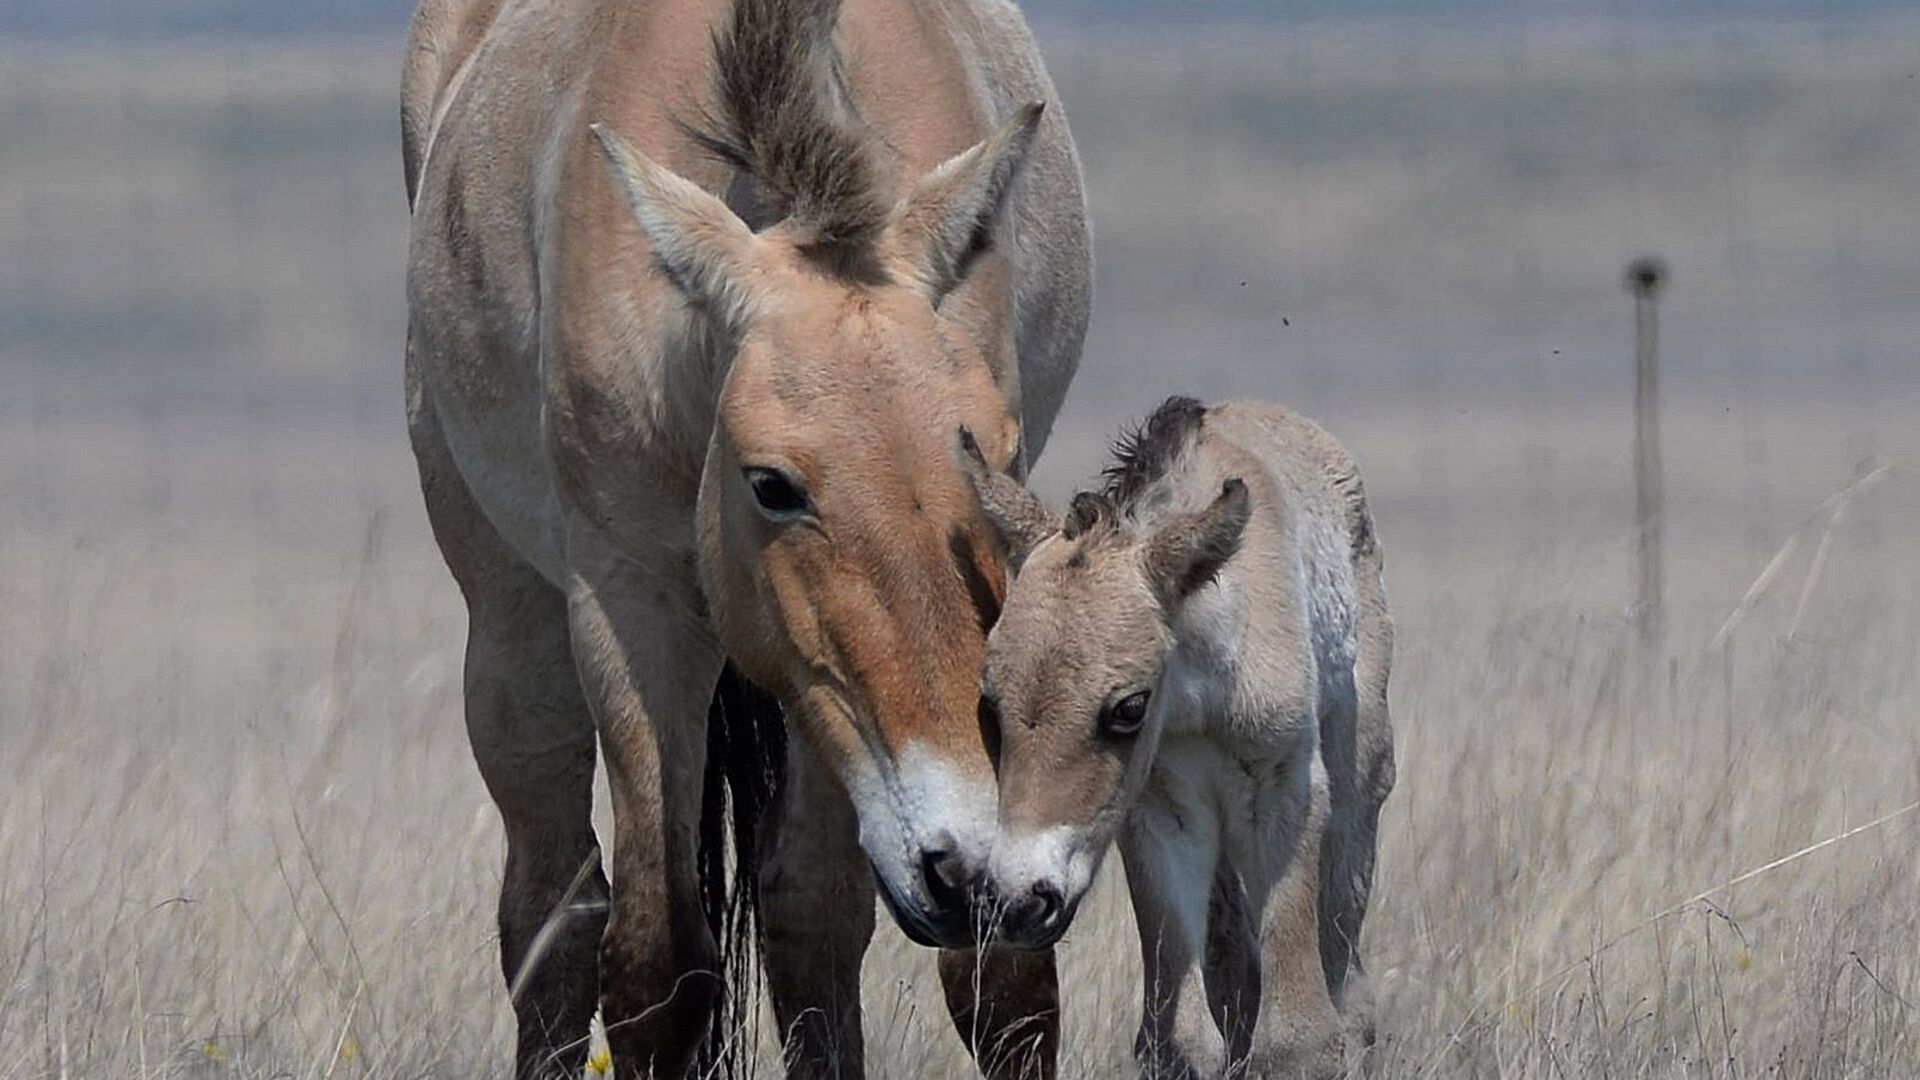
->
[567,532,727,1079]
[1123,791,1227,1080]
[1317,741,1384,1067]
[938,944,1059,1080]
[1232,752,1341,1080]
[1203,859,1260,1068]
[1319,625,1394,1061]
[760,737,876,1078]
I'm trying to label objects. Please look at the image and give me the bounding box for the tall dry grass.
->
[4,404,1914,1078]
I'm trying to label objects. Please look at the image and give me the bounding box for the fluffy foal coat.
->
[963,398,1396,1078]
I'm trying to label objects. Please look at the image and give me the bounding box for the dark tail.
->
[698,661,789,1077]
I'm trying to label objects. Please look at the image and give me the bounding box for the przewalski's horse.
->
[401,0,1089,1075]
[959,398,1395,1079]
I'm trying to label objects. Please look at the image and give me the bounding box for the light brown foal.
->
[402,0,1089,1075]
[962,399,1396,1079]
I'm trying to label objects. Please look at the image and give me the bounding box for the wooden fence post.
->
[1626,256,1669,648]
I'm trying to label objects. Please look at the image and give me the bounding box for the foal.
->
[959,398,1395,1079]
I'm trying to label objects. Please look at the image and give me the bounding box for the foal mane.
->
[1065,396,1210,540]
[689,0,892,269]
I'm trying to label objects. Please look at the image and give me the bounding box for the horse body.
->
[402,1,1090,1076]
[965,399,1395,1079]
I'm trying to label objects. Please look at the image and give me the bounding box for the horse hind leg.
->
[1318,631,1394,1066]
[413,393,607,1079]
[1317,795,1381,1068]
[465,567,608,1079]
[1238,753,1342,1080]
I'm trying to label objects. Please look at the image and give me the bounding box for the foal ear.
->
[957,426,1056,568]
[1144,478,1251,607]
[888,102,1046,304]
[591,123,762,333]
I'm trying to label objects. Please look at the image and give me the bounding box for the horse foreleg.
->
[760,738,876,1079]
[938,944,1059,1080]
[566,535,726,1080]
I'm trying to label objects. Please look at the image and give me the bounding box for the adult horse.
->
[400,0,1089,1076]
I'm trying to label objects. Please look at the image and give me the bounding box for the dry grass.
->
[3,406,1915,1080]
[4,21,1920,1080]
[862,432,1920,1079]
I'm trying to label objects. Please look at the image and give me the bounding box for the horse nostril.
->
[919,840,969,910]
[1030,879,1064,928]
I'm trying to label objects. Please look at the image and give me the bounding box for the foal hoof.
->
[1245,1028,1343,1080]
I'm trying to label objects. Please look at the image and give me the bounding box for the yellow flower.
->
[586,1046,613,1075]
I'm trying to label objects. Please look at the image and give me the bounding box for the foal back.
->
[1202,402,1396,1033]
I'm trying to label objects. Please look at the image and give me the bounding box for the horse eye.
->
[744,467,812,518]
[1100,690,1151,738]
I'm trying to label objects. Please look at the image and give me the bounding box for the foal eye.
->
[744,467,812,518]
[1099,690,1151,738]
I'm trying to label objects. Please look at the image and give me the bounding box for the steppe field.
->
[2,17,1918,1079]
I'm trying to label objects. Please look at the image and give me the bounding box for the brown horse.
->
[401,0,1089,1076]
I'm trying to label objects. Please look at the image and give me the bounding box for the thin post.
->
[1626,257,1668,647]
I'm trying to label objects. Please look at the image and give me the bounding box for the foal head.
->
[959,424,1251,948]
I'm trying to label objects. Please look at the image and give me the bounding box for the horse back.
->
[402,0,508,207]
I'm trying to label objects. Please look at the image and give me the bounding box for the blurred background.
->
[2,2,1917,1077]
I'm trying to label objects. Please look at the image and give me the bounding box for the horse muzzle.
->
[870,851,984,949]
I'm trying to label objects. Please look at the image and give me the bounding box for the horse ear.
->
[957,426,1057,568]
[888,102,1045,304]
[591,123,762,332]
[1144,478,1251,607]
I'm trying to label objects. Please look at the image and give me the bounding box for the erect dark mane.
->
[1061,489,1114,541]
[688,0,892,268]
[1100,396,1209,509]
